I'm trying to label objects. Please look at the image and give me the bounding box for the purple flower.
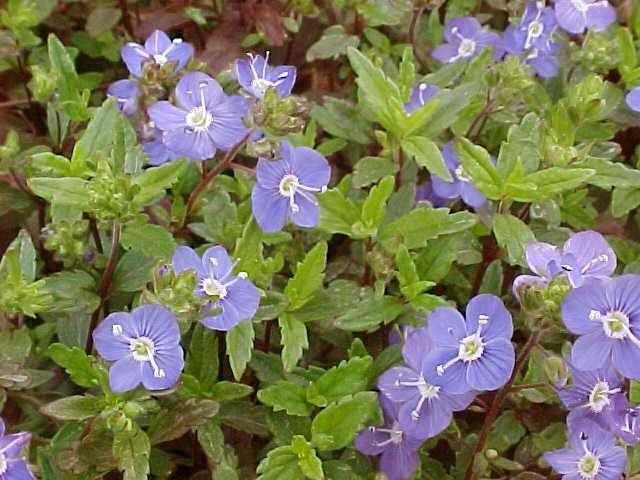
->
[415,180,449,208]
[626,87,640,113]
[502,2,561,78]
[431,142,487,209]
[121,30,193,77]
[354,395,424,480]
[603,394,640,445]
[514,230,616,298]
[107,79,140,116]
[424,294,515,394]
[0,418,34,480]
[251,141,330,233]
[561,275,640,379]
[378,328,476,439]
[544,419,626,480]
[433,17,501,64]
[235,53,296,99]
[148,72,249,160]
[556,360,624,429]
[404,82,439,114]
[141,126,181,166]
[554,0,616,35]
[92,304,184,393]
[172,245,260,331]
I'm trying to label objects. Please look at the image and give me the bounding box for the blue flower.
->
[121,30,193,77]
[554,0,616,34]
[235,53,296,99]
[404,82,439,114]
[0,418,34,479]
[431,142,487,209]
[626,87,640,113]
[93,304,184,393]
[148,72,249,160]
[172,245,260,331]
[107,79,140,116]
[433,17,501,64]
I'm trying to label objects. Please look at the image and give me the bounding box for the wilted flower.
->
[544,419,626,480]
[121,30,193,77]
[425,294,515,393]
[172,245,260,331]
[354,394,424,480]
[378,328,475,439]
[251,141,330,232]
[0,418,34,479]
[93,304,184,393]
[626,87,640,113]
[556,360,624,429]
[561,275,640,379]
[235,53,296,99]
[433,17,501,64]
[404,82,439,114]
[502,1,561,78]
[431,142,487,209]
[554,0,616,34]
[107,79,140,116]
[148,72,249,160]
[513,230,616,298]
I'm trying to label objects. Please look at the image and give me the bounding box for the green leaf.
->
[185,323,219,391]
[493,214,536,266]
[497,112,541,176]
[306,356,373,407]
[0,328,32,364]
[41,395,103,420]
[28,177,91,208]
[456,138,503,199]
[311,392,379,451]
[284,242,327,310]
[611,187,640,218]
[479,259,503,296]
[279,313,308,371]
[306,25,359,61]
[226,320,254,381]
[133,159,187,205]
[523,168,595,198]
[48,343,102,388]
[113,426,150,480]
[352,156,398,188]
[333,295,404,331]
[86,6,121,37]
[487,411,526,453]
[401,136,451,181]
[208,382,253,401]
[318,188,361,236]
[7,229,36,282]
[310,98,372,145]
[258,382,313,416]
[291,436,324,480]
[360,176,395,231]
[148,398,219,444]
[256,445,303,480]
[121,223,177,260]
[577,158,640,189]
[112,250,156,293]
[421,82,483,138]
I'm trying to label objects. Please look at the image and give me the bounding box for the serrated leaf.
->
[279,313,308,371]
[113,427,150,480]
[401,136,451,181]
[284,242,327,310]
[360,176,394,231]
[185,323,219,391]
[121,223,177,260]
[226,320,254,381]
[306,356,373,407]
[48,343,102,388]
[258,382,313,416]
[456,138,502,199]
[493,214,536,266]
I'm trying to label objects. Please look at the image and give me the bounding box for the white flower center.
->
[251,78,276,97]
[437,314,489,376]
[454,165,472,183]
[528,20,544,38]
[571,0,589,13]
[186,106,212,132]
[370,422,404,447]
[578,453,601,479]
[0,454,6,475]
[458,38,477,58]
[201,277,227,299]
[278,173,326,214]
[602,311,631,339]
[112,327,165,378]
[152,38,183,66]
[279,174,299,197]
[588,381,616,413]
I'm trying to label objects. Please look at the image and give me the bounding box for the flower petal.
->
[121,42,148,77]
[377,366,421,403]
[289,145,331,190]
[423,347,471,394]
[175,72,224,111]
[251,184,288,233]
[544,448,578,475]
[148,101,187,131]
[166,41,193,72]
[585,1,616,32]
[612,338,640,379]
[4,460,34,480]
[379,445,420,480]
[561,278,610,335]
[271,65,297,97]
[465,294,513,341]
[93,312,137,361]
[109,355,143,393]
[403,327,433,372]
[289,192,320,229]
[164,129,216,160]
[571,330,613,371]
[555,0,587,34]
[226,278,260,321]
[427,307,467,348]
[208,95,249,151]
[201,301,241,331]
[132,304,180,349]
[141,346,184,391]
[465,338,515,391]
[172,246,205,277]
[525,241,559,278]
[563,230,616,277]
[627,87,640,112]
[144,30,172,56]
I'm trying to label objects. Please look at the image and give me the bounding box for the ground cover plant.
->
[1,0,640,478]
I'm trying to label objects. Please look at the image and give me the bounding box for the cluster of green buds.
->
[488,55,536,110]
[572,31,620,73]
[249,87,309,136]
[0,278,51,317]
[517,275,571,326]
[88,162,143,224]
[43,219,90,267]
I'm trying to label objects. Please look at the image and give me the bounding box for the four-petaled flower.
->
[556,360,624,429]
[93,304,184,393]
[554,0,616,34]
[502,1,561,78]
[378,328,475,439]
[404,82,439,115]
[251,141,331,232]
[107,79,140,116]
[513,230,616,299]
[354,394,424,480]
[172,245,260,331]
[602,394,640,445]
[544,419,626,480]
[431,142,487,209]
[235,53,296,99]
[561,275,640,379]
[121,30,193,77]
[148,72,249,160]
[425,294,515,393]
[0,417,34,480]
[626,87,640,113]
[433,17,501,64]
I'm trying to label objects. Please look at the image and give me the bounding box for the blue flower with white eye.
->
[121,30,193,77]
[235,53,296,99]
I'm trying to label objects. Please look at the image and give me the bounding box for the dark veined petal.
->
[289,192,320,229]
[164,128,216,161]
[563,230,616,277]
[140,346,184,391]
[555,0,587,33]
[289,145,331,190]
[93,312,137,361]
[175,72,224,111]
[120,42,149,77]
[148,101,187,131]
[251,184,288,233]
[465,294,513,341]
[226,278,260,321]
[571,330,614,371]
[172,246,206,278]
[585,1,616,32]
[144,30,172,56]
[465,338,515,391]
[132,304,180,349]
[202,245,234,280]
[427,307,467,348]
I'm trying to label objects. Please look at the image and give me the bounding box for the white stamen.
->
[278,174,324,213]
[129,337,164,378]
[201,277,228,299]
[0,454,6,475]
[112,324,123,336]
[454,165,472,182]
[587,381,619,413]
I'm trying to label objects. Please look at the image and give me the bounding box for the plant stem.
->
[185,130,254,218]
[118,0,134,37]
[463,330,541,480]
